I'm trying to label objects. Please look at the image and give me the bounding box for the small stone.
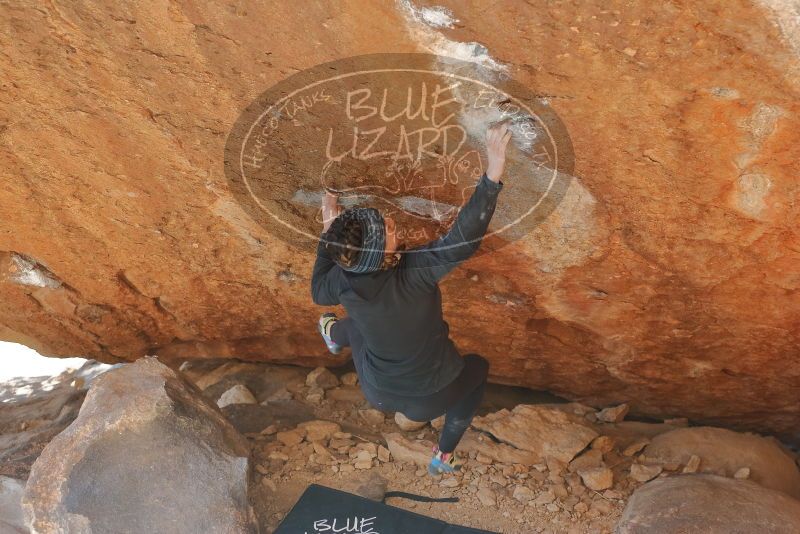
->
[259,424,278,435]
[354,450,374,469]
[395,412,427,431]
[591,436,615,454]
[622,438,650,457]
[377,445,391,463]
[603,489,623,500]
[440,477,460,487]
[477,486,496,506]
[306,367,339,389]
[255,464,269,475]
[597,403,629,423]
[341,372,359,386]
[512,485,535,503]
[546,503,559,513]
[533,489,556,506]
[574,502,589,514]
[623,47,638,57]
[217,384,257,408]
[476,453,493,465]
[630,463,662,482]
[682,454,701,474]
[351,442,378,457]
[578,467,614,491]
[569,449,603,472]
[298,420,341,443]
[734,467,750,480]
[591,498,613,515]
[305,387,324,404]
[562,495,579,511]
[360,409,385,426]
[262,387,292,403]
[551,483,569,499]
[546,457,567,475]
[339,464,355,473]
[276,429,304,447]
[268,451,289,462]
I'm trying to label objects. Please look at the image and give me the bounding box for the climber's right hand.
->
[485,121,512,183]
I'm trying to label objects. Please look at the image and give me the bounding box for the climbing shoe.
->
[318,312,342,354]
[428,445,463,475]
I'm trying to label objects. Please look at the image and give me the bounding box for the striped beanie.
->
[330,207,386,274]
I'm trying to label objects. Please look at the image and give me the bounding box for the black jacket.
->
[311,172,503,396]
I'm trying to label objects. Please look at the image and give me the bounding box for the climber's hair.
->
[322,210,363,269]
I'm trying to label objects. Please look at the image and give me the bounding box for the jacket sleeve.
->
[402,172,503,288]
[311,238,343,305]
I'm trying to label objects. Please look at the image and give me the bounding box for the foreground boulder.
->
[643,426,800,498]
[22,356,255,533]
[0,476,26,534]
[616,474,800,533]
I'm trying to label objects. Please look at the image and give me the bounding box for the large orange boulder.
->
[0,1,798,442]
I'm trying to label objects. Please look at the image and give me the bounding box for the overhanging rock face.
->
[0,2,798,442]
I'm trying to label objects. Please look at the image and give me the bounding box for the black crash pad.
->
[274,484,495,534]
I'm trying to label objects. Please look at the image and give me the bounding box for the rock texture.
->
[472,405,598,463]
[22,357,255,533]
[617,475,800,534]
[642,426,800,498]
[0,477,27,534]
[0,1,799,441]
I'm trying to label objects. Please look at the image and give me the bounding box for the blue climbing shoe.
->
[428,445,463,475]
[318,313,342,354]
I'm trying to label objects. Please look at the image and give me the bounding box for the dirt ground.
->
[185,359,625,533]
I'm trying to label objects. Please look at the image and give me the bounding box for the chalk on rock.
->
[217,384,257,408]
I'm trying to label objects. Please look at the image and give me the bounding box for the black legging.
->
[331,317,488,453]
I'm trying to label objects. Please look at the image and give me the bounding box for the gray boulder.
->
[22,356,255,533]
[616,474,800,534]
[643,426,800,498]
[1,476,27,533]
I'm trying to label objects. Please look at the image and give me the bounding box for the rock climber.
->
[311,121,512,475]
